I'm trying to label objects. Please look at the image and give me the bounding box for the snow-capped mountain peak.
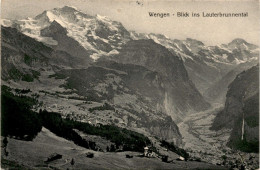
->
[227,38,258,51]
[2,6,258,63]
[2,6,131,60]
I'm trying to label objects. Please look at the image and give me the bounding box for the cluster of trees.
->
[14,88,31,94]
[230,139,259,153]
[8,67,24,81]
[73,120,150,152]
[160,140,189,161]
[24,54,35,66]
[42,110,151,152]
[21,74,35,82]
[88,103,115,113]
[7,67,39,82]
[39,110,98,151]
[1,85,42,140]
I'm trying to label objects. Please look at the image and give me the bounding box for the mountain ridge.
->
[130,31,259,92]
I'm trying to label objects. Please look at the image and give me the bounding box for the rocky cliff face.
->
[107,39,211,121]
[211,65,259,152]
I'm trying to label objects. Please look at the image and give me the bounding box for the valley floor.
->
[178,106,259,169]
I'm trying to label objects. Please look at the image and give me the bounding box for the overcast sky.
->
[1,0,259,45]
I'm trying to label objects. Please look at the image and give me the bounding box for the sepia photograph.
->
[1,0,259,169]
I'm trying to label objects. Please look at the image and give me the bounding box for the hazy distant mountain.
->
[130,32,259,98]
[211,65,259,152]
[203,60,258,104]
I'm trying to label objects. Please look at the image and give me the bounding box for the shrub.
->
[21,74,34,82]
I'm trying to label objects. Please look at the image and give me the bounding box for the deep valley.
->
[1,5,259,170]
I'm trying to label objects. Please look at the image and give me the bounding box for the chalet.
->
[144,146,156,158]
